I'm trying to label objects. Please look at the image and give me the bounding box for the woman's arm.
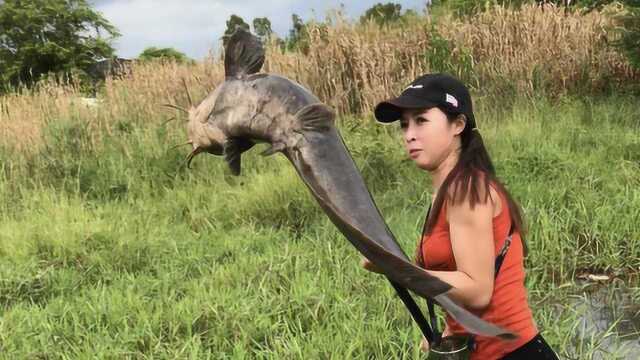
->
[424,187,498,310]
[362,187,499,310]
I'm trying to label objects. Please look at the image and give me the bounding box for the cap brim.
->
[374,95,438,123]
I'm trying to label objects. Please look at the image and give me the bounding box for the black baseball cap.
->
[374,73,476,128]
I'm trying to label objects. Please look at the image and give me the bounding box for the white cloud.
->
[91,0,427,60]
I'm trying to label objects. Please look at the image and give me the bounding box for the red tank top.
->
[419,188,538,359]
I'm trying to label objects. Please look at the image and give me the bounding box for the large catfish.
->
[180,28,515,340]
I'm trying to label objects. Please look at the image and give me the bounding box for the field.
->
[0,3,639,359]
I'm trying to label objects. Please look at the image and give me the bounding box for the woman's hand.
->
[420,325,452,354]
[360,257,384,274]
[420,336,430,353]
[442,324,452,337]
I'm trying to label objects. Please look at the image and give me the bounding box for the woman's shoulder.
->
[443,172,503,220]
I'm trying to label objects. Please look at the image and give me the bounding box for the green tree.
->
[252,17,273,41]
[360,2,403,25]
[138,47,190,63]
[287,14,309,52]
[0,0,119,89]
[223,14,250,47]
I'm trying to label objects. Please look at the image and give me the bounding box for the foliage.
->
[0,0,119,90]
[360,2,402,25]
[253,17,273,42]
[360,3,422,26]
[575,0,621,11]
[222,14,250,47]
[429,0,620,17]
[286,14,309,53]
[429,0,497,17]
[423,26,476,86]
[615,1,640,69]
[1,4,636,144]
[138,47,190,64]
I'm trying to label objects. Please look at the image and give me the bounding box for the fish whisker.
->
[168,141,192,152]
[162,103,188,114]
[161,116,177,126]
[185,147,202,169]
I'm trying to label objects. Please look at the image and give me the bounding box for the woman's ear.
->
[453,114,467,136]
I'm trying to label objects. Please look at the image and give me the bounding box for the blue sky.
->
[89,1,429,60]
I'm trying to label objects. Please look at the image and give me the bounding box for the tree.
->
[139,47,190,63]
[223,14,250,47]
[287,14,309,52]
[252,17,273,41]
[360,3,403,25]
[0,0,119,89]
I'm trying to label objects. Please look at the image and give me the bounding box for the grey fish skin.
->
[184,28,516,340]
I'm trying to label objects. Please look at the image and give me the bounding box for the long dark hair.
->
[419,107,526,260]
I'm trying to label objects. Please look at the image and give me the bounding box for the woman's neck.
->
[430,148,460,196]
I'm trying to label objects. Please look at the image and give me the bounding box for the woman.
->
[362,74,558,359]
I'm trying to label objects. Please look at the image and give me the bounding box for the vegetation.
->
[253,17,274,42]
[223,15,251,47]
[359,2,419,26]
[265,3,638,115]
[286,14,309,53]
[0,0,119,90]
[1,78,638,358]
[360,2,402,24]
[0,1,638,359]
[138,47,191,64]
[616,1,640,69]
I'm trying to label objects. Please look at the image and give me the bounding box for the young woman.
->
[362,74,558,359]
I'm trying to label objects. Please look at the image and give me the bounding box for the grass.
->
[0,92,638,358]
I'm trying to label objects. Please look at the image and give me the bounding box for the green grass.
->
[0,94,638,358]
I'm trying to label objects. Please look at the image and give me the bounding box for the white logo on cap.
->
[405,84,423,91]
[446,93,458,107]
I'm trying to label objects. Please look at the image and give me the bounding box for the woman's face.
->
[399,107,463,171]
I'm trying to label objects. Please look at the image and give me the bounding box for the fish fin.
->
[224,27,265,79]
[223,138,255,176]
[260,142,286,157]
[294,103,335,133]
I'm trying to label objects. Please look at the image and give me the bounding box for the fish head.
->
[183,27,266,171]
[184,87,227,167]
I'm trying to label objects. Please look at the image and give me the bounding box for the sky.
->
[89,1,429,60]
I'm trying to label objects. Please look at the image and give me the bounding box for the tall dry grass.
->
[274,3,638,114]
[0,3,637,154]
[0,61,225,154]
[440,3,637,94]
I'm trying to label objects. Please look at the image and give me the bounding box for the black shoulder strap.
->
[494,222,515,279]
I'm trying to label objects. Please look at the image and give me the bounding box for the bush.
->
[423,25,476,87]
[616,1,640,69]
[139,47,191,64]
